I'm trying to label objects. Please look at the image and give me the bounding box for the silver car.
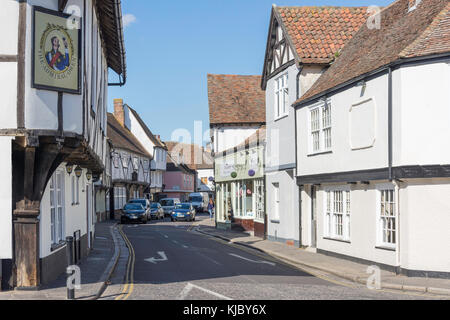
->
[159,198,181,217]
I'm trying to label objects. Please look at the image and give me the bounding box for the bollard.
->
[66,236,75,300]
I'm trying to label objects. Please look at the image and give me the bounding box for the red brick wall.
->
[254,221,265,238]
[233,218,254,232]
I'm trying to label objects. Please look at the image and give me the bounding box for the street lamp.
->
[74,166,82,178]
[66,163,74,175]
[86,170,92,181]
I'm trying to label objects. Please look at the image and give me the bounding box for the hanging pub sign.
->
[32,6,81,94]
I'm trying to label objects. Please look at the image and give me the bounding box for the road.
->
[103,214,438,300]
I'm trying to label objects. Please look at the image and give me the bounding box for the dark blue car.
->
[170,203,196,222]
[121,203,148,224]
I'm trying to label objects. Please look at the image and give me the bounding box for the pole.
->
[66,236,75,300]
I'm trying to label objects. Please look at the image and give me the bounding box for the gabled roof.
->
[107,113,151,158]
[126,105,168,150]
[261,5,368,88]
[276,6,368,64]
[296,0,450,105]
[207,74,266,125]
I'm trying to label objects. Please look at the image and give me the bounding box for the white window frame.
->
[255,179,265,222]
[376,184,396,249]
[308,99,332,155]
[272,183,280,221]
[50,170,65,246]
[274,73,289,120]
[323,186,350,241]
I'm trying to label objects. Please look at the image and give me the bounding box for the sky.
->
[108,0,392,145]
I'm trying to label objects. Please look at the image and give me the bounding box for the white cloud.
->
[122,14,137,28]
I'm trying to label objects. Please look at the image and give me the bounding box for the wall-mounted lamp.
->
[74,166,82,178]
[66,163,74,175]
[357,80,367,97]
[86,170,93,181]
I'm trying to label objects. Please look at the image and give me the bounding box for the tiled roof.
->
[107,113,151,158]
[208,74,266,125]
[126,105,167,150]
[276,6,368,64]
[297,0,450,104]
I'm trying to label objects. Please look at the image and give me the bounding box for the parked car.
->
[128,198,151,215]
[160,198,181,217]
[188,192,207,212]
[121,203,148,224]
[171,203,196,222]
[150,202,164,220]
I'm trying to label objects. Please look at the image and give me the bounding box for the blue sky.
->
[108,0,392,144]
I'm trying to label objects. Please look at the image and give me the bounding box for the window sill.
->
[307,150,333,157]
[323,237,351,244]
[51,241,66,252]
[274,114,289,122]
[375,245,396,252]
[270,219,280,224]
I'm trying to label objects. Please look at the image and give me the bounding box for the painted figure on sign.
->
[46,36,70,71]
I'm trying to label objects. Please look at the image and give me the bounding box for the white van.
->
[188,193,208,212]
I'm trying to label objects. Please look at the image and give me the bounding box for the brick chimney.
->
[114,99,125,126]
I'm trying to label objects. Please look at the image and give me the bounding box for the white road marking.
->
[164,235,169,239]
[172,240,179,244]
[228,253,276,266]
[178,283,232,300]
[182,245,189,249]
[145,252,168,264]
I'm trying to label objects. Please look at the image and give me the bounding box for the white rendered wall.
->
[266,170,299,243]
[40,164,92,258]
[296,73,390,176]
[399,179,450,273]
[0,0,19,55]
[213,126,260,154]
[396,61,450,167]
[0,63,18,128]
[315,183,396,267]
[0,137,13,259]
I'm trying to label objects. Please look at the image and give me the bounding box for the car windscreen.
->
[124,204,144,211]
[150,203,159,209]
[129,200,146,206]
[160,200,174,206]
[189,197,203,203]
[175,204,191,210]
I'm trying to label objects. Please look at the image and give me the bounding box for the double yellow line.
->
[115,225,135,300]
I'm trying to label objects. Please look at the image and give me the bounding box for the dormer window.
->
[408,0,422,12]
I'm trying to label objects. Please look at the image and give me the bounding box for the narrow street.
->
[103,214,438,300]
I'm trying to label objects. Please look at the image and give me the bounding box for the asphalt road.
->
[107,214,438,300]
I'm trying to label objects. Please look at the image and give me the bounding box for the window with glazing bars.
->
[380,189,396,245]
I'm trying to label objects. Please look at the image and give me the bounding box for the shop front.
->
[215,145,265,237]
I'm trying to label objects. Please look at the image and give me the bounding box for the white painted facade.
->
[295,59,450,274]
[197,168,214,193]
[121,104,167,191]
[40,163,94,258]
[263,20,327,246]
[212,126,260,154]
[0,137,13,260]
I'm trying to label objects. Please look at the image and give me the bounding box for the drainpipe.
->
[296,65,303,100]
[388,67,393,181]
[393,180,401,274]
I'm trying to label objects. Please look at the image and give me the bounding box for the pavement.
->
[0,221,122,300]
[193,217,450,297]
